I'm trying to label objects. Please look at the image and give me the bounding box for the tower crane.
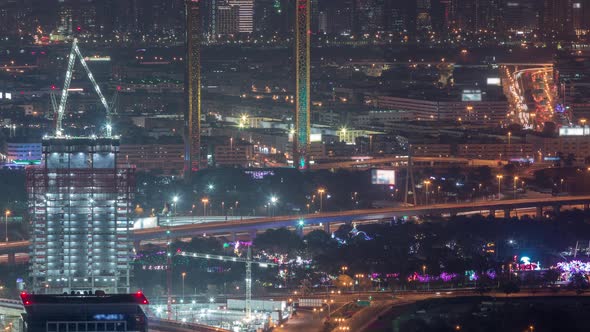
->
[176,245,278,320]
[52,38,115,137]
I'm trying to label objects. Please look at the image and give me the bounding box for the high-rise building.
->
[503,0,541,32]
[228,0,254,33]
[416,0,432,32]
[294,0,310,169]
[383,0,407,33]
[27,137,134,294]
[572,0,590,35]
[185,0,202,176]
[555,51,590,119]
[202,0,218,41]
[543,0,574,36]
[217,4,240,36]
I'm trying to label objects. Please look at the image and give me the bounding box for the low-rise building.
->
[214,143,254,167]
[528,134,590,162]
[119,144,184,174]
[370,96,508,125]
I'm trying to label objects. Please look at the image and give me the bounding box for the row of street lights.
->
[169,186,331,219]
[420,174,525,205]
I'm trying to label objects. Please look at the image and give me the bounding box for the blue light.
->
[93,314,124,321]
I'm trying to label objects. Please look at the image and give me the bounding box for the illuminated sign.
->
[245,170,275,180]
[12,160,41,165]
[462,90,482,102]
[310,133,322,142]
[371,169,395,185]
[487,77,501,86]
[93,314,125,321]
[84,56,111,62]
[559,126,590,136]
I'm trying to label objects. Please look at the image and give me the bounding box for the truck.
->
[297,298,324,308]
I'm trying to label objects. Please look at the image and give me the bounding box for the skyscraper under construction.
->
[185,0,202,177]
[26,39,134,295]
[26,137,135,294]
[294,0,311,170]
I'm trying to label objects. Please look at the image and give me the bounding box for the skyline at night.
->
[1,1,590,331]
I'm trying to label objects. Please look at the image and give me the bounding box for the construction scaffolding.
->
[26,137,135,294]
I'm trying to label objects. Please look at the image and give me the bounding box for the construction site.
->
[25,39,135,295]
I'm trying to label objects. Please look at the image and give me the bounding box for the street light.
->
[318,188,326,212]
[513,176,519,199]
[201,198,209,218]
[496,175,503,198]
[560,178,564,192]
[478,183,483,201]
[4,210,10,243]
[172,196,179,215]
[423,180,431,205]
[268,196,279,217]
[181,272,187,302]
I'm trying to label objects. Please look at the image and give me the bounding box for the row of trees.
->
[133,209,590,298]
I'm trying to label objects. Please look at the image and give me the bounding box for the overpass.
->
[133,195,590,242]
[3,195,590,258]
[310,156,504,170]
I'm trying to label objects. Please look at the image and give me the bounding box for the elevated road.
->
[133,195,590,241]
[2,196,590,257]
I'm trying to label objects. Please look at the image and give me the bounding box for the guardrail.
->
[149,318,230,332]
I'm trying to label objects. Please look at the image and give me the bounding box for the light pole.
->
[269,196,278,216]
[560,178,564,192]
[478,183,483,201]
[513,176,519,199]
[496,175,503,199]
[201,198,209,219]
[4,210,10,243]
[423,180,431,205]
[221,201,225,216]
[172,196,179,215]
[318,188,326,212]
[181,272,186,302]
[235,201,239,218]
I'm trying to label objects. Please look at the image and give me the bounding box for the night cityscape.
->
[0,0,590,331]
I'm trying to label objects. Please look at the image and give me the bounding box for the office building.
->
[228,0,254,33]
[217,4,240,36]
[26,137,135,294]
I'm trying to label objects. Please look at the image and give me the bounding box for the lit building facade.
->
[217,4,240,36]
[185,0,202,176]
[228,0,254,33]
[26,137,134,294]
[294,0,311,169]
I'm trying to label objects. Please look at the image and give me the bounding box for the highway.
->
[277,289,590,332]
[1,195,589,258]
[133,195,590,241]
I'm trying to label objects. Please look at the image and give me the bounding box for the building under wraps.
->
[26,137,135,294]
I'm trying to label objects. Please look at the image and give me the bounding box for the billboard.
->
[487,77,501,86]
[462,89,482,101]
[371,169,395,185]
[310,133,322,142]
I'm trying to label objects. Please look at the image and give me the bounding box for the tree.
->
[568,273,589,293]
[253,228,304,256]
[543,269,560,285]
[500,281,520,295]
[333,274,353,290]
[304,230,336,253]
